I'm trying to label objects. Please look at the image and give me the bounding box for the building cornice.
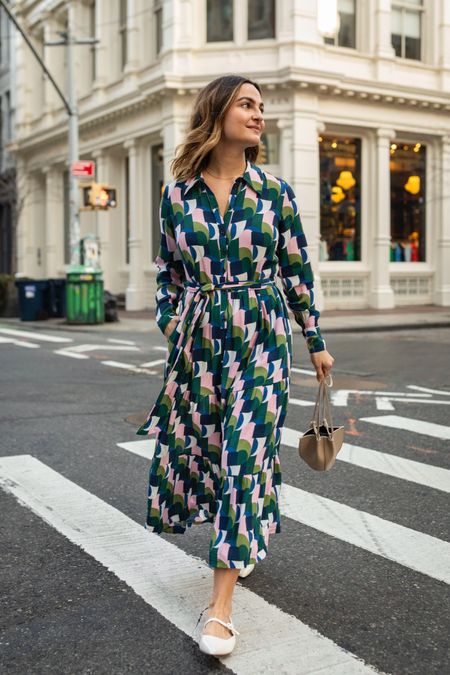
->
[12,70,450,156]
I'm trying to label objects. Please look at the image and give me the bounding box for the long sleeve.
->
[154,183,185,336]
[277,181,326,354]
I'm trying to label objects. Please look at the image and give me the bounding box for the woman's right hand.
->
[164,316,181,339]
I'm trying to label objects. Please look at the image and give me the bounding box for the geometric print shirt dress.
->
[137,159,326,569]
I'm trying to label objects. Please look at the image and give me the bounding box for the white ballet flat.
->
[238,563,255,578]
[199,617,240,656]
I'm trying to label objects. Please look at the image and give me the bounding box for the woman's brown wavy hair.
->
[170,75,262,181]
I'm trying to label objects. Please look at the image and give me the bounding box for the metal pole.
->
[66,4,80,268]
[0,0,71,115]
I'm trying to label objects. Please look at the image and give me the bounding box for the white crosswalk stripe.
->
[280,485,449,584]
[360,415,450,441]
[280,428,450,493]
[0,455,380,674]
[116,436,450,584]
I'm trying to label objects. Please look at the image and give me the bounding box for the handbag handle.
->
[311,374,334,438]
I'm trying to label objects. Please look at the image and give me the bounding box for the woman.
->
[137,75,334,656]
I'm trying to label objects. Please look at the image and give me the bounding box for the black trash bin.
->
[104,289,119,322]
[15,279,49,321]
[46,278,66,318]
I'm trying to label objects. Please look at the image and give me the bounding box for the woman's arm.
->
[154,183,185,336]
[277,180,326,354]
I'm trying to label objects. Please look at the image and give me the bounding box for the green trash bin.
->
[66,267,104,324]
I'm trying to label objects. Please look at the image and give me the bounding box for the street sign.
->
[71,160,95,178]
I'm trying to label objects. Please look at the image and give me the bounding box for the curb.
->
[1,317,450,335]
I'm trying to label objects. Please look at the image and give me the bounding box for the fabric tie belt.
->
[166,278,277,382]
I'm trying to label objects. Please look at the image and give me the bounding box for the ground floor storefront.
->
[14,93,450,311]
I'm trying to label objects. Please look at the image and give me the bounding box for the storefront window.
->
[256,124,279,165]
[319,135,361,261]
[390,141,426,262]
[207,0,233,42]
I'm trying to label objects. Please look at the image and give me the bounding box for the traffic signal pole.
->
[0,0,97,268]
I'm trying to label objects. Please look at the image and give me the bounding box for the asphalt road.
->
[0,321,449,675]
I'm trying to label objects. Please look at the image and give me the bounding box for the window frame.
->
[247,0,276,42]
[391,0,425,62]
[322,0,358,51]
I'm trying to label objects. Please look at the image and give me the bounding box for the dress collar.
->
[182,159,264,197]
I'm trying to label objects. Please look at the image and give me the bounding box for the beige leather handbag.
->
[298,374,344,471]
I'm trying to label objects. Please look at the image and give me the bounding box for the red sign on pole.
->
[71,160,95,178]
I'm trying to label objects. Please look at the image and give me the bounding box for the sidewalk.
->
[1,304,449,334]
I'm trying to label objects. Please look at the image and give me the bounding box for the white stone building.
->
[9,0,450,310]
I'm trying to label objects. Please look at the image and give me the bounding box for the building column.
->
[43,166,63,277]
[124,139,146,310]
[93,0,108,92]
[15,157,28,276]
[125,0,140,74]
[434,135,450,305]
[291,90,323,310]
[277,118,293,183]
[294,0,321,45]
[374,0,396,58]
[370,128,395,309]
[161,94,188,180]
[439,0,450,90]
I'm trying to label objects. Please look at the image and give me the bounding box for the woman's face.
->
[222,82,265,148]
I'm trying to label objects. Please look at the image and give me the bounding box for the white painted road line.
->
[117,439,156,458]
[64,344,140,353]
[53,349,89,360]
[101,360,157,375]
[139,359,167,368]
[291,367,316,377]
[0,455,379,675]
[0,336,40,349]
[117,438,450,583]
[376,397,450,407]
[407,385,450,397]
[280,428,450,493]
[280,484,450,585]
[0,327,73,343]
[107,338,136,345]
[360,415,450,441]
[288,397,315,407]
[332,390,431,407]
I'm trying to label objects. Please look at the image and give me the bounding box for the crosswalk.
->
[1,322,449,672]
[117,436,450,584]
[1,408,449,673]
[0,454,379,675]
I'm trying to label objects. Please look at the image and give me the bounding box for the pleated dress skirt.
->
[137,277,293,569]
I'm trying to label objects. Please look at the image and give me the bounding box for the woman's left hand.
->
[310,349,335,382]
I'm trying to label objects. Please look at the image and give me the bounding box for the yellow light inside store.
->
[404,175,420,194]
[336,170,355,190]
[331,186,345,203]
